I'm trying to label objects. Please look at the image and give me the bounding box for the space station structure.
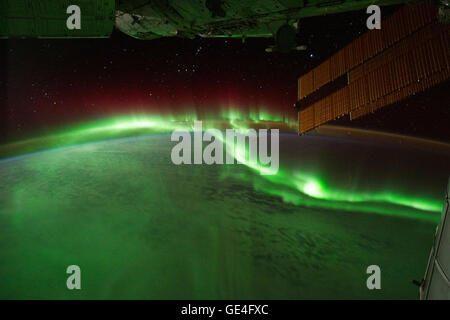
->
[295,0,450,134]
[419,176,450,300]
[0,0,412,52]
[0,0,116,38]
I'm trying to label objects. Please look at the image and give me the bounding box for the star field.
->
[0,5,448,143]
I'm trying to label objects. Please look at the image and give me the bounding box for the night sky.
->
[1,5,449,144]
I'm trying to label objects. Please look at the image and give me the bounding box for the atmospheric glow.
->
[0,111,443,223]
[215,129,442,222]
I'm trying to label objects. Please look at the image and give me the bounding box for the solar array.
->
[298,1,450,134]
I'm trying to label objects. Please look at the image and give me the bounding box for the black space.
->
[0,4,449,143]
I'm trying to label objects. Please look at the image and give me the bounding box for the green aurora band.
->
[0,111,443,223]
[215,130,442,223]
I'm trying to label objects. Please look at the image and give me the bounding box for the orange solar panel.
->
[297,1,449,134]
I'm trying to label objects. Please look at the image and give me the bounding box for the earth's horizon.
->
[0,129,448,299]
